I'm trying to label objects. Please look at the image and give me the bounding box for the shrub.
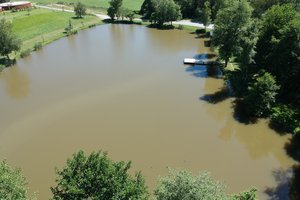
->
[195,28,206,34]
[271,105,300,134]
[33,42,42,51]
[20,49,31,58]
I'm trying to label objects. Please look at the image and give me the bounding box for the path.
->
[35,4,213,29]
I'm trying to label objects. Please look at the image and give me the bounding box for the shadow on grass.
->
[200,87,230,104]
[146,23,175,30]
[264,165,300,200]
[232,99,258,124]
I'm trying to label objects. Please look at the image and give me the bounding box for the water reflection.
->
[0,66,30,99]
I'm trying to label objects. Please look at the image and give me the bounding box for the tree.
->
[139,0,156,19]
[150,0,181,27]
[74,2,86,18]
[226,18,259,97]
[0,161,31,200]
[255,4,300,107]
[154,169,257,200]
[0,19,21,60]
[51,150,148,200]
[209,0,227,21]
[212,0,253,68]
[64,19,74,36]
[244,71,280,117]
[174,0,198,18]
[201,0,212,30]
[107,0,123,20]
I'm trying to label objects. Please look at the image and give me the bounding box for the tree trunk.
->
[224,59,228,68]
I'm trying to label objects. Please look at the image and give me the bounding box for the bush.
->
[51,150,148,200]
[20,49,31,58]
[33,42,42,51]
[195,28,206,34]
[271,104,300,134]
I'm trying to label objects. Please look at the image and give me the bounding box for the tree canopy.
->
[150,0,181,26]
[107,0,123,20]
[51,150,148,200]
[0,19,21,59]
[74,2,86,18]
[212,0,253,68]
[0,161,31,200]
[154,169,257,200]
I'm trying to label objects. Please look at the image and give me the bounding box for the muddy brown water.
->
[0,24,297,199]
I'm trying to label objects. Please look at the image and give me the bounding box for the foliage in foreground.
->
[51,150,148,200]
[154,169,257,200]
[0,161,31,200]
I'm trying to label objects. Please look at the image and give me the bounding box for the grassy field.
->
[0,8,102,54]
[31,0,144,12]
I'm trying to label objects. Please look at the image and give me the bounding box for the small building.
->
[0,1,32,11]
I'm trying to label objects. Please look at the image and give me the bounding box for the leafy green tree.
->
[212,0,253,68]
[0,161,31,200]
[150,0,181,26]
[74,2,86,18]
[209,0,227,21]
[64,20,74,36]
[201,0,212,30]
[51,150,148,200]
[154,169,229,200]
[154,169,257,200]
[255,4,300,107]
[139,0,156,19]
[174,0,198,18]
[107,0,123,20]
[0,19,21,60]
[244,71,280,117]
[226,18,259,97]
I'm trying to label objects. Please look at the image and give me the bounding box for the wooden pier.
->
[183,58,221,65]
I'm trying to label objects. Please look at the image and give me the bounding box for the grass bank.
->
[31,0,143,12]
[0,7,102,61]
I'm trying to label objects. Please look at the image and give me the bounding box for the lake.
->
[0,24,296,199]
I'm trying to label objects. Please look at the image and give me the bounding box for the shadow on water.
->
[285,135,300,162]
[232,99,258,124]
[264,165,300,200]
[200,87,230,104]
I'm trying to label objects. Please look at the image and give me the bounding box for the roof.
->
[0,1,31,7]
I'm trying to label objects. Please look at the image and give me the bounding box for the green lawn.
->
[0,8,102,53]
[31,0,143,11]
